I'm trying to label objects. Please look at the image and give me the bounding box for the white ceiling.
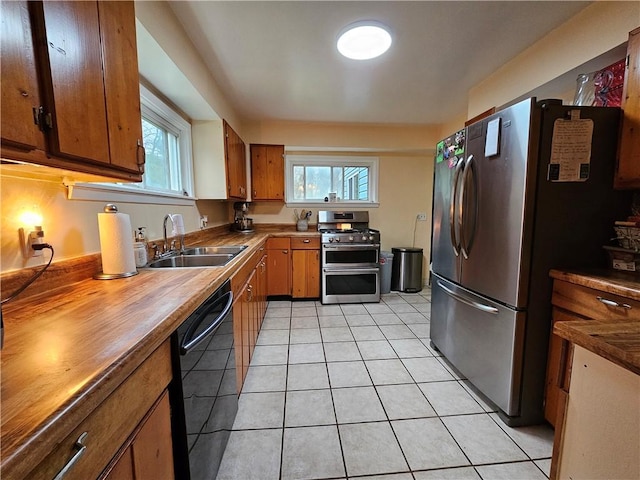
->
[168,1,592,126]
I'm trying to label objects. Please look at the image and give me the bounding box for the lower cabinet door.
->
[103,390,174,479]
[292,250,320,298]
[267,248,291,296]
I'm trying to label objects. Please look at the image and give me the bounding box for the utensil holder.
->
[296,219,308,231]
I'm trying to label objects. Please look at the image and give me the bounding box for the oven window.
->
[325,249,378,264]
[325,273,378,295]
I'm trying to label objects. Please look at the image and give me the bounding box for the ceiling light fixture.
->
[337,21,392,60]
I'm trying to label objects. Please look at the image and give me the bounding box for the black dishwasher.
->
[171,279,237,480]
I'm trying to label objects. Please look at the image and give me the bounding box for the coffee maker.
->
[233,202,254,232]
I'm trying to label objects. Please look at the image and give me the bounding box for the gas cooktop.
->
[317,211,380,244]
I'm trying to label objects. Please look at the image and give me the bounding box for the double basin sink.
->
[146,245,247,268]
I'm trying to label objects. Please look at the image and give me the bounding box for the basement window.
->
[285,155,379,206]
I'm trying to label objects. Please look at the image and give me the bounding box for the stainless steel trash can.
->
[390,247,423,293]
[379,251,394,294]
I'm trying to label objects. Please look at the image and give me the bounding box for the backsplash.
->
[0,172,229,274]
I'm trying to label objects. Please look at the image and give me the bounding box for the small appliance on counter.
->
[233,202,254,233]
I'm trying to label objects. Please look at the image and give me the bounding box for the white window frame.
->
[67,84,195,206]
[285,154,379,207]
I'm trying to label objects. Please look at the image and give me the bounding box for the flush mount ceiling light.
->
[337,21,392,60]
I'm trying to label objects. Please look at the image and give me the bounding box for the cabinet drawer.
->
[291,237,320,250]
[552,280,640,321]
[266,237,290,250]
[26,341,172,480]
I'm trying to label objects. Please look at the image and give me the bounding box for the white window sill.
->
[67,182,197,206]
[285,201,379,208]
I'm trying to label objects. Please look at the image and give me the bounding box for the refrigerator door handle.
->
[438,280,499,314]
[449,158,464,256]
[459,154,477,259]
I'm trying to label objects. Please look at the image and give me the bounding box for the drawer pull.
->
[53,432,88,480]
[303,239,310,243]
[596,296,632,309]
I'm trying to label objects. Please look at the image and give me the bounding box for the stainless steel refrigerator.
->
[429,98,629,426]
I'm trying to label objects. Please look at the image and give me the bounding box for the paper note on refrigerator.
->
[548,117,594,182]
[485,118,501,157]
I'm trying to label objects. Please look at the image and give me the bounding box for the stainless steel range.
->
[318,211,380,304]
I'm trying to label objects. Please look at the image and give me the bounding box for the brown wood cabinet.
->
[544,271,640,479]
[291,237,321,299]
[250,144,285,201]
[544,277,640,427]
[224,120,247,199]
[615,27,640,189]
[104,391,174,480]
[24,340,173,480]
[0,1,144,182]
[232,247,268,389]
[266,237,292,296]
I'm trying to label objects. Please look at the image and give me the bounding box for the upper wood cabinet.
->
[615,27,640,189]
[0,1,144,181]
[192,119,247,200]
[0,2,45,153]
[250,144,285,201]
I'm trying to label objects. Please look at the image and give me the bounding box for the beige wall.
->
[243,121,438,283]
[0,171,229,273]
[468,1,639,117]
[2,1,636,280]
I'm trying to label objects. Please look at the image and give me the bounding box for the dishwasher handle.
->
[180,291,233,355]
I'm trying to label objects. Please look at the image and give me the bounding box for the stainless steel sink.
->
[147,254,235,268]
[181,245,247,256]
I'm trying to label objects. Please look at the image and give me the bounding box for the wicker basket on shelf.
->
[613,226,640,251]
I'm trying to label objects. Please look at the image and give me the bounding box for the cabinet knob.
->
[282,250,289,254]
[303,239,310,243]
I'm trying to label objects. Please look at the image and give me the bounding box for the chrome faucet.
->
[163,214,175,254]
[163,214,184,255]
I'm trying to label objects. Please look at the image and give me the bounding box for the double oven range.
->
[318,211,381,304]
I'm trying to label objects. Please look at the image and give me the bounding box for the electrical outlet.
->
[417,213,427,221]
[18,226,44,257]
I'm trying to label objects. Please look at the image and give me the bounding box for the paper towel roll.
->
[98,211,137,276]
[171,214,185,236]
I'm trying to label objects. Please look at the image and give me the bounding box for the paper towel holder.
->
[94,204,139,280]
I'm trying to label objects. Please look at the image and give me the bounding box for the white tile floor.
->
[216,289,554,480]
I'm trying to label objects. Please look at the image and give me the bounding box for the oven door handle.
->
[322,244,380,250]
[323,267,380,273]
[180,291,233,355]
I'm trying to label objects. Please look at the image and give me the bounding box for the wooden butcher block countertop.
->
[551,268,640,375]
[0,226,319,478]
[554,320,640,375]
[550,268,640,302]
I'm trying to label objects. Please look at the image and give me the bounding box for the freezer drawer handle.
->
[596,296,632,310]
[438,280,499,314]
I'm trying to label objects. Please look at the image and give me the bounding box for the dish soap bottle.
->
[133,227,148,267]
